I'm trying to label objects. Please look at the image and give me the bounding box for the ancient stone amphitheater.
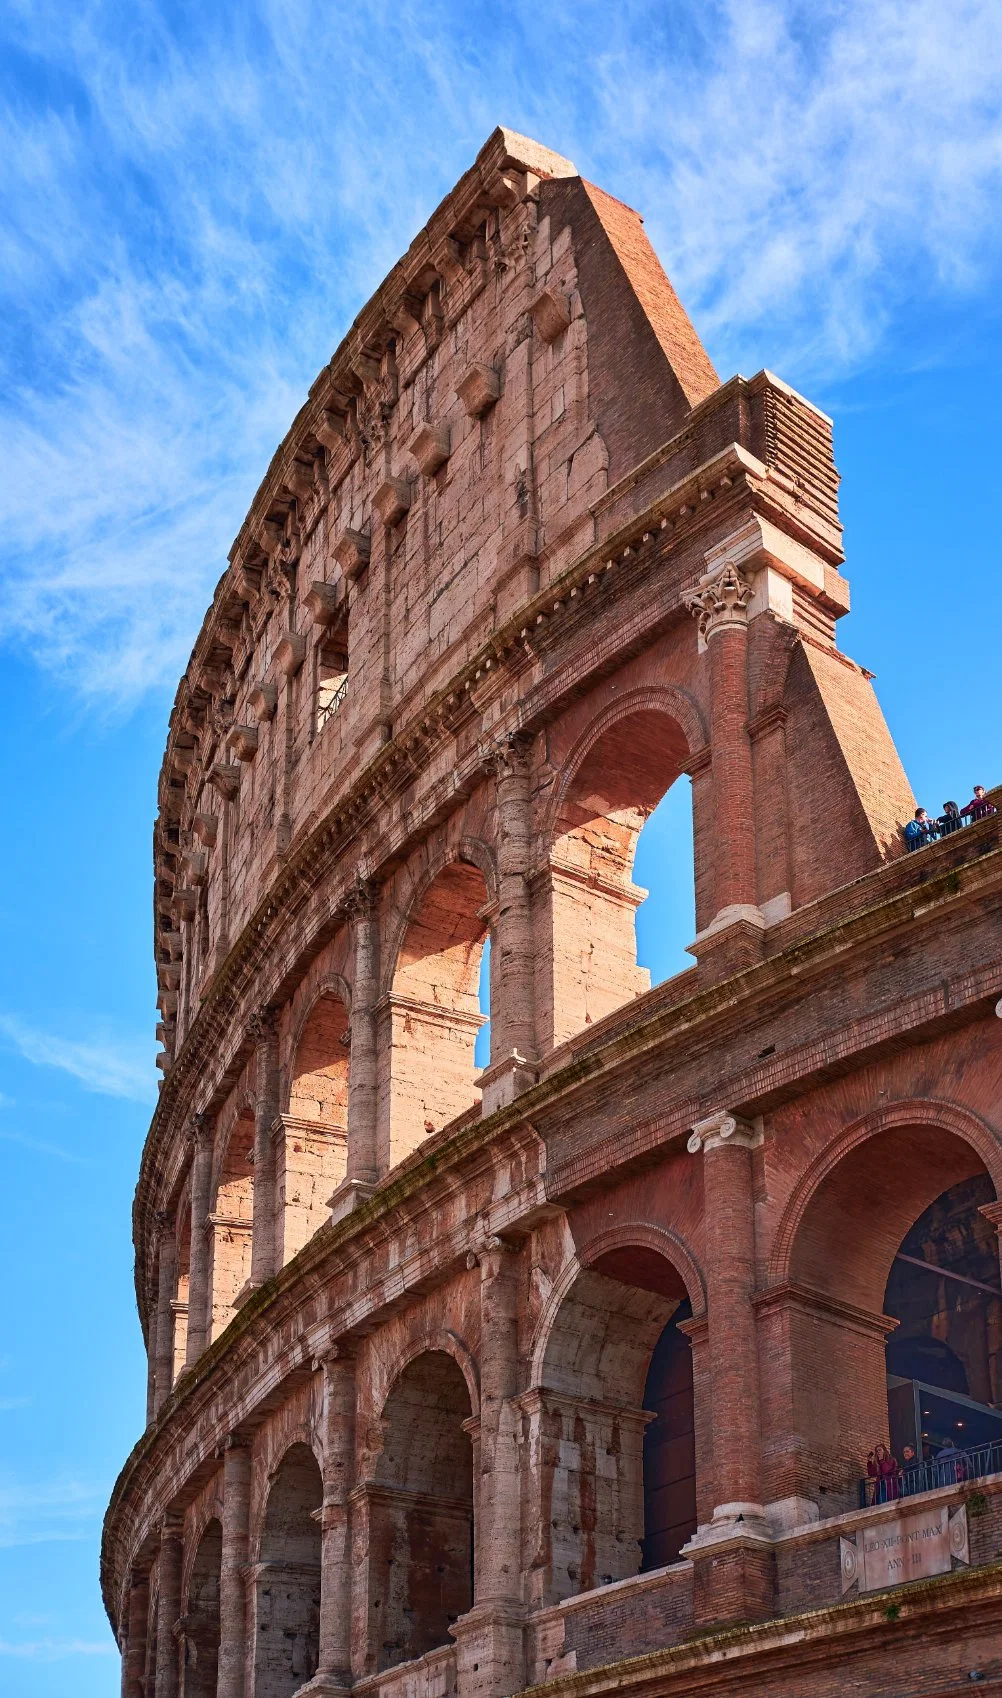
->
[104,130,1002,1698]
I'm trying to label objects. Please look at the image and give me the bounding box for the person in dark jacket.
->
[938,801,962,835]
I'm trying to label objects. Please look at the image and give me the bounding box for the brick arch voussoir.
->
[381,837,498,1002]
[181,1504,224,1605]
[284,973,353,1111]
[529,1220,706,1387]
[210,1095,257,1205]
[251,1429,324,1562]
[544,683,709,849]
[374,1326,481,1424]
[769,1098,1002,1287]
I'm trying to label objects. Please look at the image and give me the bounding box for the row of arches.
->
[137,1103,1002,1695]
[160,701,703,1374]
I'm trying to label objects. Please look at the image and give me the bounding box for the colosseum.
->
[103,129,1002,1698]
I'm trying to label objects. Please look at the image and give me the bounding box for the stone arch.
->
[381,845,494,1169]
[254,1442,323,1698]
[381,839,499,1002]
[539,689,706,1049]
[372,1326,482,1429]
[761,1098,1002,1511]
[207,1109,255,1342]
[543,685,708,845]
[769,1099,1002,1295]
[285,973,353,1113]
[526,1229,700,1606]
[362,1349,475,1674]
[277,979,351,1265]
[172,1194,192,1382]
[181,1516,221,1698]
[530,1222,705,1383]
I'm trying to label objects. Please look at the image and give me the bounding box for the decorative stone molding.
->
[687,1110,763,1155]
[409,422,451,476]
[528,287,571,343]
[193,813,218,848]
[248,682,278,723]
[456,362,500,417]
[228,724,259,763]
[158,963,182,992]
[372,475,411,527]
[275,633,307,678]
[333,527,371,582]
[684,561,754,647]
[304,581,342,628]
[208,763,241,802]
[247,1003,280,1044]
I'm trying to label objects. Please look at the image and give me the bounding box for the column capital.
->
[343,872,379,923]
[484,728,533,782]
[684,560,754,646]
[687,1110,762,1155]
[160,1510,185,1541]
[248,1002,280,1043]
[190,1110,215,1152]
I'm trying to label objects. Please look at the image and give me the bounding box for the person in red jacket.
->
[866,1443,900,1503]
[963,785,996,821]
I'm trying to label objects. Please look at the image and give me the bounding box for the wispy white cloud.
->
[0,1013,155,1103]
[0,1477,105,1552]
[0,0,1000,703]
[0,1638,115,1658]
[0,1397,32,1413]
[0,1128,93,1164]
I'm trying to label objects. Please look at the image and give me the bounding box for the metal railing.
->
[904,799,997,851]
[859,1437,1002,1506]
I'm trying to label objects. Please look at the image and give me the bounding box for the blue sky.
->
[1,0,1001,1688]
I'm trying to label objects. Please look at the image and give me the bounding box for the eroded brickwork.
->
[106,130,1002,1698]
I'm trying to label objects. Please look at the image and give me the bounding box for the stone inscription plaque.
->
[840,1503,969,1594]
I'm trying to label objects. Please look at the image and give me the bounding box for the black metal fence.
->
[859,1437,1002,1506]
[905,800,996,851]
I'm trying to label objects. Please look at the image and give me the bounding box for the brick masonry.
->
[104,129,1002,1698]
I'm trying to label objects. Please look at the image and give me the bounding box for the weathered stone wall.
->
[108,130,1002,1698]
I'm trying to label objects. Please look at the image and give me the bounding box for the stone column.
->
[454,1237,525,1698]
[152,1213,177,1415]
[121,1566,149,1698]
[154,1513,184,1698]
[344,879,379,1199]
[185,1113,215,1365]
[312,1348,356,1693]
[249,1005,280,1286]
[685,562,761,958]
[218,1437,251,1698]
[481,735,538,1116]
[685,1109,773,1624]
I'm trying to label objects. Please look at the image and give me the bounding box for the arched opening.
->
[530,1245,695,1607]
[544,709,693,1049]
[172,1203,191,1382]
[278,992,350,1263]
[883,1174,1002,1476]
[782,1116,999,1509]
[633,780,696,989]
[255,1444,322,1698]
[385,861,490,1168]
[363,1351,474,1673]
[207,1114,254,1341]
[182,1519,221,1698]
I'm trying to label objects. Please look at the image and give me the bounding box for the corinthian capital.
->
[684,561,754,645]
[248,1003,280,1044]
[484,729,532,783]
[687,1109,762,1155]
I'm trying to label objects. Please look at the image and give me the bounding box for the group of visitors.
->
[904,786,996,851]
[865,1436,968,1502]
